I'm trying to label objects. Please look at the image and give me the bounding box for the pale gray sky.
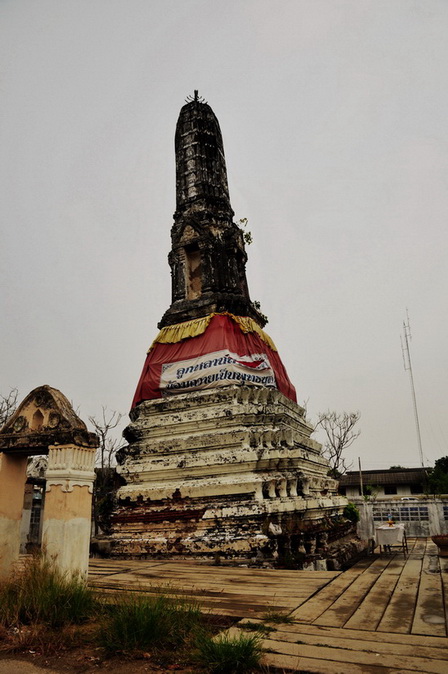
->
[1,0,447,469]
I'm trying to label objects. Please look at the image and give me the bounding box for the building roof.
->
[340,468,429,487]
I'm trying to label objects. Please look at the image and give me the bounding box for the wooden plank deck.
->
[88,538,448,672]
[89,558,338,618]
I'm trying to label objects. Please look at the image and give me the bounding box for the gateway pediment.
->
[0,385,98,456]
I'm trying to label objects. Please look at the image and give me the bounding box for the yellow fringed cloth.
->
[148,312,277,352]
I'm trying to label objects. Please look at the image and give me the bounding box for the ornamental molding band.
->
[45,444,96,491]
[110,94,361,569]
[46,480,95,494]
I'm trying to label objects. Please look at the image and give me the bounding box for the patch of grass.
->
[99,591,202,654]
[194,631,263,673]
[261,610,295,624]
[241,621,274,634]
[0,556,96,629]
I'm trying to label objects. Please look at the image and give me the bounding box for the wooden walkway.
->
[89,538,448,672]
[89,556,337,618]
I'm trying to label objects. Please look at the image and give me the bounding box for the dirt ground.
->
[0,650,195,673]
[0,614,237,674]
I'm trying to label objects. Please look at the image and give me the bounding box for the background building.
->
[339,467,429,498]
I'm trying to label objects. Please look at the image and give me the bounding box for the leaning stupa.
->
[111,93,349,567]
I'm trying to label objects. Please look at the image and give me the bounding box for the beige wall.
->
[0,453,28,578]
[44,483,92,521]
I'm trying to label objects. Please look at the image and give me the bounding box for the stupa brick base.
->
[110,386,347,563]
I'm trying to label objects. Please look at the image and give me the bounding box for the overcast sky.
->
[1,0,447,470]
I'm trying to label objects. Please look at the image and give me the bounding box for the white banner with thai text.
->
[160,350,277,394]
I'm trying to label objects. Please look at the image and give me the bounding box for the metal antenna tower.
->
[401,311,424,468]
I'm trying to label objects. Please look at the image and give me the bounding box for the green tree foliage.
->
[428,456,448,495]
[343,502,360,523]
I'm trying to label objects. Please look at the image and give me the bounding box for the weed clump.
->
[0,556,96,628]
[194,632,263,673]
[99,591,202,654]
[241,621,274,634]
[0,560,265,673]
[261,610,295,624]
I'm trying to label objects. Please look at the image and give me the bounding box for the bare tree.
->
[89,406,123,470]
[0,388,18,428]
[89,407,125,535]
[315,410,361,477]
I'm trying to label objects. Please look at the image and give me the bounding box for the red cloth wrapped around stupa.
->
[132,313,296,407]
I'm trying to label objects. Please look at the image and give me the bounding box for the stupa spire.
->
[159,95,265,328]
[174,92,232,219]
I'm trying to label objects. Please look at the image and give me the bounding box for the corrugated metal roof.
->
[340,468,428,487]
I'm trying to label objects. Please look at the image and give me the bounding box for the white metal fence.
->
[353,498,448,539]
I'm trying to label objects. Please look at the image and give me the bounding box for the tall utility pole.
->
[401,312,424,468]
[358,457,364,497]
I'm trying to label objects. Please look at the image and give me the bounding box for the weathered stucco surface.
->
[0,453,28,578]
[112,385,348,564]
[42,514,92,577]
